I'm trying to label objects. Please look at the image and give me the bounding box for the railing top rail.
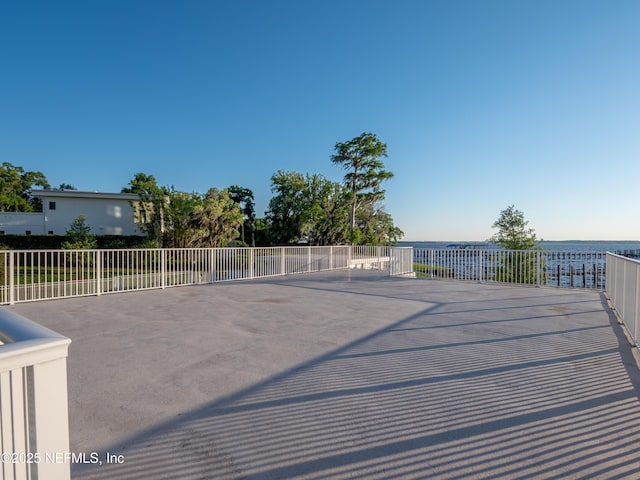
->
[0,307,69,344]
[414,247,609,255]
[0,245,353,254]
[606,251,640,264]
[0,307,71,373]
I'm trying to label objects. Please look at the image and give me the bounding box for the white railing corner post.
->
[281,247,285,276]
[308,246,312,273]
[32,357,72,480]
[248,248,255,279]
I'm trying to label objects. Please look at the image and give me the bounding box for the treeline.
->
[1,132,403,247]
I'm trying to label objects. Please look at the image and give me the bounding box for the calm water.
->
[398,240,640,253]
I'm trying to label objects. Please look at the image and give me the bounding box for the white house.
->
[0,190,142,236]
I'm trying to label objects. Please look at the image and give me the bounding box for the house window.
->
[48,230,54,235]
[0,231,4,235]
[25,230,31,235]
[49,201,56,210]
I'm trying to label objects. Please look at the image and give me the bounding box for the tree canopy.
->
[491,205,541,250]
[122,173,168,243]
[264,166,402,246]
[331,132,394,241]
[265,171,309,245]
[228,185,256,246]
[192,188,244,248]
[122,173,245,248]
[0,162,50,212]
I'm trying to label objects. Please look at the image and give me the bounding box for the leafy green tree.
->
[265,171,352,246]
[490,205,542,285]
[356,204,404,246]
[123,175,243,248]
[228,185,256,246]
[491,205,541,250]
[122,173,167,244]
[192,188,243,247]
[0,162,50,212]
[162,189,201,248]
[61,215,97,249]
[265,170,308,245]
[331,133,393,242]
[300,175,350,245]
[252,217,271,246]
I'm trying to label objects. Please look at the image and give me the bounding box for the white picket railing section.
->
[0,246,377,305]
[606,253,640,347]
[390,247,415,277]
[0,246,619,305]
[413,249,607,289]
[0,308,71,480]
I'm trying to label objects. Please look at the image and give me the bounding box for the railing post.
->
[428,249,433,279]
[0,309,72,480]
[248,248,255,279]
[31,356,72,479]
[308,246,312,273]
[96,250,102,296]
[161,249,166,289]
[209,248,215,283]
[9,251,15,305]
[329,246,333,270]
[281,247,286,276]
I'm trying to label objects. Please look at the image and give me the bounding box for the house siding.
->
[0,191,142,236]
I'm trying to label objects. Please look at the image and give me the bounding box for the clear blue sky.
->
[1,0,638,241]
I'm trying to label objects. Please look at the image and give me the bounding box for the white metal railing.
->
[413,249,607,289]
[0,308,72,480]
[606,253,640,346]
[0,246,619,305]
[0,246,360,305]
[1,246,618,305]
[350,245,390,270]
[390,247,415,277]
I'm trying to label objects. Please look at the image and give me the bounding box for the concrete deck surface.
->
[12,269,640,479]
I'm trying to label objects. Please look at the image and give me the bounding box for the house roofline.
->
[31,190,140,201]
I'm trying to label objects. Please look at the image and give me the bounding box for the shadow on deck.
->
[13,270,640,479]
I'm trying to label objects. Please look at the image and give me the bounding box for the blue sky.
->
[1,0,638,241]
